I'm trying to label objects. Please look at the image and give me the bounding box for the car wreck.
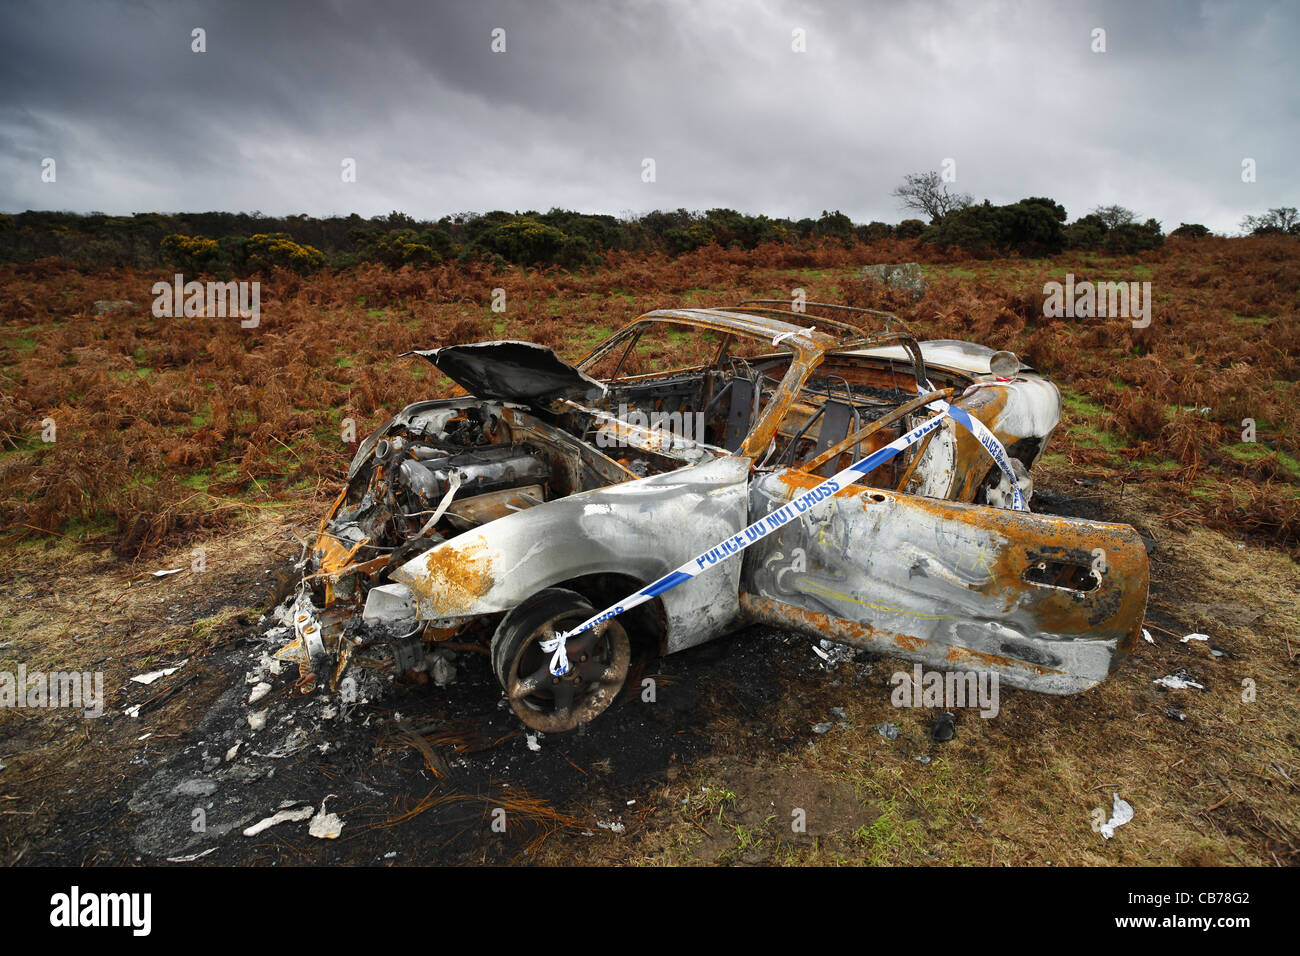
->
[277,301,1149,733]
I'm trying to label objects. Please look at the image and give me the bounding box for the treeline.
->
[0,201,1272,276]
[0,207,891,272]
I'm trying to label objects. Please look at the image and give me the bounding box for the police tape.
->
[919,386,1026,512]
[543,385,1025,675]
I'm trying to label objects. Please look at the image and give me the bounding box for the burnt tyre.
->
[491,588,631,733]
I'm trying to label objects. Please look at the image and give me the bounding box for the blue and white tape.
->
[543,384,1024,675]
[916,385,1026,512]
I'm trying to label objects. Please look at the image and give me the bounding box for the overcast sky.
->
[1,0,1295,232]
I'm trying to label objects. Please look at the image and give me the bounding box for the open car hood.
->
[410,340,607,408]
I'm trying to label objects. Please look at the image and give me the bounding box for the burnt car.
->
[279,301,1149,732]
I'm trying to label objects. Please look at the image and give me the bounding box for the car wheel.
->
[491,588,631,734]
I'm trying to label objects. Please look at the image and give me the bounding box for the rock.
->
[94,299,137,315]
[860,263,928,301]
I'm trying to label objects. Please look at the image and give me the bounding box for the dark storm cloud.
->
[0,0,1295,232]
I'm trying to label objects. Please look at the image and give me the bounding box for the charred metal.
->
[280,301,1149,732]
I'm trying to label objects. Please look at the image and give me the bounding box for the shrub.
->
[469,217,599,268]
[896,219,927,239]
[160,234,222,273]
[922,198,1066,257]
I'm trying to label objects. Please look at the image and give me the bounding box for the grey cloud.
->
[0,0,1295,232]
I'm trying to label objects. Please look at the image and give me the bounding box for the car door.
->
[740,469,1149,694]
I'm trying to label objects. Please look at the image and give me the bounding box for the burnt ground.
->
[9,571,872,866]
[2,469,1297,867]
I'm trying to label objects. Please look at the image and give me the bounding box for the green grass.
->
[1059,388,1126,452]
[852,796,925,866]
[1224,442,1300,478]
[109,367,151,381]
[2,334,38,353]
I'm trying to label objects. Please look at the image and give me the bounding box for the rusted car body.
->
[282,302,1149,732]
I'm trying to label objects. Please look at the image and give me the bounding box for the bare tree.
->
[1091,204,1137,230]
[891,171,973,224]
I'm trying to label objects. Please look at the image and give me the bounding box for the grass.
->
[1224,441,1300,479]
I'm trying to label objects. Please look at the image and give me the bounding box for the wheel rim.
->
[506,611,630,733]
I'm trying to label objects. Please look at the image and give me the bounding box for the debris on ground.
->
[166,848,217,863]
[1180,632,1210,643]
[1142,628,1156,644]
[243,802,314,837]
[151,568,184,578]
[1166,708,1187,722]
[1099,793,1134,839]
[932,711,956,742]
[811,638,856,668]
[812,722,832,734]
[308,796,344,840]
[875,721,900,740]
[129,660,188,685]
[1154,671,1205,691]
[429,652,457,687]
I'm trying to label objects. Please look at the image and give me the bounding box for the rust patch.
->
[405,535,496,616]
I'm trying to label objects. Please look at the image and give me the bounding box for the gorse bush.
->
[160,232,325,275]
[241,233,326,273]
